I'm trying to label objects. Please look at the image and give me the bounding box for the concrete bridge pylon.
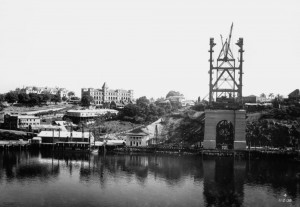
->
[203,109,246,150]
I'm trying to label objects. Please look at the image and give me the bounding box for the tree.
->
[81,95,94,106]
[51,94,62,103]
[136,96,150,106]
[272,98,280,109]
[260,93,266,98]
[18,93,30,104]
[71,96,80,100]
[103,102,110,108]
[166,91,182,98]
[41,92,51,103]
[157,107,166,116]
[62,96,68,101]
[15,88,21,93]
[160,101,172,114]
[121,104,139,117]
[149,103,159,116]
[170,101,182,111]
[68,91,75,97]
[268,93,274,99]
[5,91,19,103]
[110,101,116,109]
[191,103,205,111]
[276,94,283,101]
[0,94,5,102]
[29,93,40,105]
[156,97,165,102]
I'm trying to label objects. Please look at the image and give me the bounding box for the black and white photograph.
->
[0,0,300,206]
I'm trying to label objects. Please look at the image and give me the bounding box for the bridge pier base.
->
[203,110,246,150]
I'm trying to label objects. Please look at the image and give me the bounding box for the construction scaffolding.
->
[208,23,244,107]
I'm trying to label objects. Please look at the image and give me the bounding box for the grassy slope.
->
[2,104,75,113]
[91,120,141,141]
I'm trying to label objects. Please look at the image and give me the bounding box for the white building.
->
[81,82,134,106]
[20,86,72,99]
[181,100,195,107]
[125,119,164,147]
[37,131,94,144]
[65,109,118,124]
[125,127,150,147]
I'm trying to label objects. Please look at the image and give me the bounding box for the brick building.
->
[81,82,134,106]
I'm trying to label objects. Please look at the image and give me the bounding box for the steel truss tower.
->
[208,23,244,105]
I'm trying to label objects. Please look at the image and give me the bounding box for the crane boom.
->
[224,23,233,60]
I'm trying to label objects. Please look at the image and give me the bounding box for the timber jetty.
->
[0,140,29,150]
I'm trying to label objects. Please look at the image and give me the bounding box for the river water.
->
[0,151,299,207]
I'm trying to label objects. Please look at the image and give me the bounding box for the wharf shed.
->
[37,131,94,144]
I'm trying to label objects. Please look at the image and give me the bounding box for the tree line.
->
[0,91,62,106]
[246,120,300,149]
[116,96,182,124]
[0,89,77,107]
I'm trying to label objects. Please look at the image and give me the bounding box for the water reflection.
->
[0,151,299,207]
[203,158,245,206]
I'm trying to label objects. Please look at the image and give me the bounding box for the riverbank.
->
[113,146,300,160]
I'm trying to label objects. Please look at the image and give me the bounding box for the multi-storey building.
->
[4,114,40,130]
[81,82,134,106]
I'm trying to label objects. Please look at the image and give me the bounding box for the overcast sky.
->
[0,0,299,100]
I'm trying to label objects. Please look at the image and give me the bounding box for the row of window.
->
[91,92,131,97]
[19,123,40,126]
[93,96,131,100]
[20,119,39,122]
[130,137,142,140]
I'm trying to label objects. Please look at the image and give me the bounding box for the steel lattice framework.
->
[208,23,244,105]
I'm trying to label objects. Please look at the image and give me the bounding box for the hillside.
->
[159,105,300,149]
[160,109,204,146]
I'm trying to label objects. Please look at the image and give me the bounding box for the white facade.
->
[181,100,195,107]
[125,127,150,147]
[21,86,72,99]
[37,131,94,143]
[81,82,134,105]
[17,115,40,128]
[126,134,149,147]
[66,109,118,118]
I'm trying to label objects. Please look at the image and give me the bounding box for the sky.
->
[0,0,299,100]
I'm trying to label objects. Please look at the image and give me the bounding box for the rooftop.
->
[67,109,118,113]
[37,131,93,138]
[126,126,149,136]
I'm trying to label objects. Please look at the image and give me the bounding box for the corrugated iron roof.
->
[37,131,93,138]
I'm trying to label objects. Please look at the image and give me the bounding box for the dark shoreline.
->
[1,144,299,162]
[113,147,300,161]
